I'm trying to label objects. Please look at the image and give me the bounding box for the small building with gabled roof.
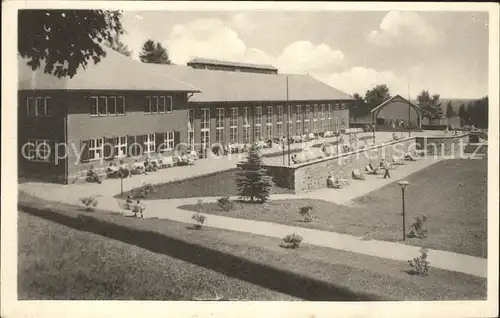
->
[370,95,422,130]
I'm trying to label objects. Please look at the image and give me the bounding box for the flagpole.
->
[286,75,291,166]
[408,82,411,137]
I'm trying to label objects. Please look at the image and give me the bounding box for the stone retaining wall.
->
[415,134,470,156]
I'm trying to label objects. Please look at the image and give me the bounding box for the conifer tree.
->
[237,145,272,203]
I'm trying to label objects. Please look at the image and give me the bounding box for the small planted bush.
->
[79,196,98,212]
[408,247,430,276]
[298,205,314,223]
[139,183,156,198]
[192,213,206,229]
[409,216,428,239]
[279,233,303,249]
[217,196,234,212]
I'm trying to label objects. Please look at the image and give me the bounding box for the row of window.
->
[199,106,346,145]
[25,97,347,119]
[81,132,178,162]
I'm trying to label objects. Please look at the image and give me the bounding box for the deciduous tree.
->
[364,84,391,111]
[417,90,443,124]
[18,9,123,78]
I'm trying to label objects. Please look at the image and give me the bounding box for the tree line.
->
[350,84,488,128]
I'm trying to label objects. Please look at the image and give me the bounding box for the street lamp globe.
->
[398,180,410,189]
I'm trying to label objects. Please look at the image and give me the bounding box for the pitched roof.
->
[187,58,277,71]
[158,65,354,103]
[370,94,420,113]
[18,49,200,92]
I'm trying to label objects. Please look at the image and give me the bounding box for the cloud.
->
[165,18,345,74]
[368,11,439,47]
[274,41,344,74]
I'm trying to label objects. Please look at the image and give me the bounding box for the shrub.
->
[279,233,303,249]
[217,196,234,212]
[408,247,430,276]
[191,213,206,229]
[298,205,314,222]
[237,144,272,203]
[79,196,98,212]
[409,216,428,238]
[139,183,156,198]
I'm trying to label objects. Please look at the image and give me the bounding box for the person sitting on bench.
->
[404,152,418,161]
[86,165,102,184]
[365,162,378,174]
[327,174,349,189]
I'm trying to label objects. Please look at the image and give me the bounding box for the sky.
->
[120,10,489,99]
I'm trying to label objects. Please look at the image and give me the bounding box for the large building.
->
[18,49,353,183]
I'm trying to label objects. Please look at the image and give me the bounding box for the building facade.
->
[18,50,353,184]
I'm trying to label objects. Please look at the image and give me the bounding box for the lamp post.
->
[398,180,410,241]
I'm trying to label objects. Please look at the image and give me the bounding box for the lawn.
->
[18,211,296,300]
[179,159,487,258]
[118,169,293,200]
[18,191,486,300]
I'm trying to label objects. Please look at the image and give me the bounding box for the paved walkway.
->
[19,154,487,278]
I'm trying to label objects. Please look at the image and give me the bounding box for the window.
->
[230,108,238,143]
[164,131,175,150]
[216,108,225,143]
[335,117,340,132]
[276,106,283,136]
[98,97,107,115]
[144,133,155,153]
[341,103,348,110]
[26,97,50,117]
[146,96,172,114]
[89,138,104,161]
[117,96,126,115]
[304,105,311,133]
[26,139,51,162]
[328,104,333,119]
[295,105,302,134]
[320,104,326,132]
[335,103,340,111]
[266,106,273,138]
[90,96,125,116]
[287,105,293,135]
[201,108,210,150]
[312,105,318,132]
[114,136,127,157]
[254,106,262,140]
[188,109,195,149]
[243,107,251,143]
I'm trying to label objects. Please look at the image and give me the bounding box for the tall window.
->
[266,106,273,139]
[90,96,125,116]
[276,106,283,136]
[230,108,238,143]
[320,104,326,132]
[188,109,195,150]
[287,105,293,135]
[341,103,347,110]
[335,103,340,111]
[335,117,340,133]
[328,104,333,119]
[144,133,156,153]
[26,97,50,117]
[254,106,262,140]
[295,105,302,134]
[312,105,318,133]
[164,131,175,150]
[216,108,225,143]
[201,108,210,150]
[114,136,127,157]
[304,105,311,133]
[89,138,104,161]
[26,139,51,162]
[146,96,172,114]
[243,107,251,143]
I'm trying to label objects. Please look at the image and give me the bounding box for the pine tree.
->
[237,145,272,203]
[445,101,456,118]
[139,39,171,64]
